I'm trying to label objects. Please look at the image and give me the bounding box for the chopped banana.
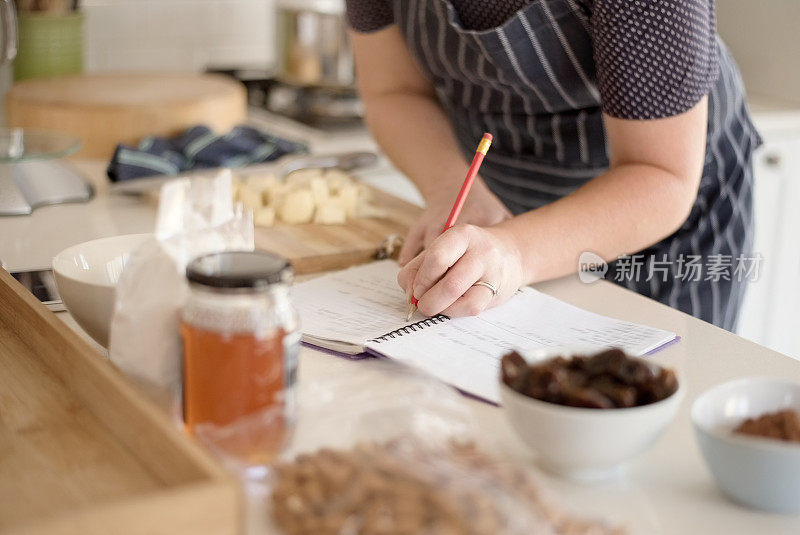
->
[239,186,263,210]
[254,206,276,227]
[314,201,347,224]
[337,184,360,217]
[245,173,279,191]
[309,177,330,204]
[323,169,353,194]
[263,181,288,207]
[279,189,315,224]
[286,168,324,187]
[232,167,382,225]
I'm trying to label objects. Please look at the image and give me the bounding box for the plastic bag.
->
[196,360,625,535]
[109,169,254,410]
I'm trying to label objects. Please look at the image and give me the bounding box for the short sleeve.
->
[345,0,395,33]
[588,0,720,120]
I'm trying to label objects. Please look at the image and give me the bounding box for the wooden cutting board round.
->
[5,72,247,159]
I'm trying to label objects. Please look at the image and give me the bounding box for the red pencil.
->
[406,132,493,320]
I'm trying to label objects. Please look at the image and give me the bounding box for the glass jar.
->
[180,251,299,465]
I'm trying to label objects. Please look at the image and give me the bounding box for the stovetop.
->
[207,67,364,132]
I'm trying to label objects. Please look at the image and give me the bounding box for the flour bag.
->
[109,170,254,410]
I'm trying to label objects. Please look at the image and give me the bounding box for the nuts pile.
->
[234,168,384,227]
[734,409,800,444]
[501,348,679,409]
[270,440,625,535]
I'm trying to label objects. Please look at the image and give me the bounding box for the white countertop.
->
[0,161,157,273]
[55,270,800,535]
[5,109,800,534]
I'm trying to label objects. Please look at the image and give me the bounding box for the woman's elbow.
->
[664,170,702,234]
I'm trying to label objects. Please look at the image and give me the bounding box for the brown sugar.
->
[734,409,800,444]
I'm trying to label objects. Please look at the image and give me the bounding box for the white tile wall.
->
[82,0,275,73]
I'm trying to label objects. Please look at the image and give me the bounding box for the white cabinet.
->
[736,109,800,360]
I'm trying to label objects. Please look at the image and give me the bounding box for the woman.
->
[346,0,760,331]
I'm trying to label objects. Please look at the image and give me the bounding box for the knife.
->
[109,151,379,195]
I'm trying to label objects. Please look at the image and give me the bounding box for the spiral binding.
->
[370,315,450,343]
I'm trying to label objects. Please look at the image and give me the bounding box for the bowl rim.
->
[691,376,800,455]
[52,233,151,287]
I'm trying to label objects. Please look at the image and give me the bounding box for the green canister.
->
[14,12,83,81]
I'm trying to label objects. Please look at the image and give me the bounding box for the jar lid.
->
[186,251,293,289]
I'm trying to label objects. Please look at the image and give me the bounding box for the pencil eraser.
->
[483,133,493,141]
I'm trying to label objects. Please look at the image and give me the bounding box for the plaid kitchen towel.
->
[107,125,308,182]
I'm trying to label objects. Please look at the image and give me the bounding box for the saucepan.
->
[275,0,354,89]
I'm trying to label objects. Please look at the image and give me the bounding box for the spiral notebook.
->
[291,260,678,403]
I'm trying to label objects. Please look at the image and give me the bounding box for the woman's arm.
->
[505,100,707,282]
[399,99,708,317]
[350,27,511,265]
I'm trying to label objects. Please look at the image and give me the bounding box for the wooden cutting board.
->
[6,72,247,159]
[255,185,422,274]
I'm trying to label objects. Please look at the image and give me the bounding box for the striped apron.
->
[393,0,760,331]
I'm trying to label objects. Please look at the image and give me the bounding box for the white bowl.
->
[52,233,150,347]
[691,377,800,513]
[500,350,683,481]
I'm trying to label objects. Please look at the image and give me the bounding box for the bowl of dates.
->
[499,348,683,480]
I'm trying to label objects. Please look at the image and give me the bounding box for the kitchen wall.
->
[717,0,800,107]
[81,0,798,102]
[82,0,275,73]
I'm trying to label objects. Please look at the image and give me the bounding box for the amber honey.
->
[181,251,298,466]
[181,323,287,428]
[181,323,294,464]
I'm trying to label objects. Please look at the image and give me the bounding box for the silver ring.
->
[472,280,499,297]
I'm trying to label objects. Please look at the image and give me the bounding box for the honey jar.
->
[180,251,298,464]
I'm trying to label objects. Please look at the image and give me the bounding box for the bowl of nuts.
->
[691,377,800,513]
[499,347,683,481]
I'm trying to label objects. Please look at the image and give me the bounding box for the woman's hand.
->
[397,224,525,317]
[398,181,512,265]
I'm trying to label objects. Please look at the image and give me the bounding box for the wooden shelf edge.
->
[2,480,241,535]
[0,267,231,486]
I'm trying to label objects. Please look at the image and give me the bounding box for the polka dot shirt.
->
[345,0,720,120]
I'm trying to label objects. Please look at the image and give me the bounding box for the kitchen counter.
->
[49,267,800,535]
[287,281,800,535]
[2,111,800,534]
[0,159,156,273]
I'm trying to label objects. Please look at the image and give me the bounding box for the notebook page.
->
[291,260,415,351]
[364,287,676,403]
